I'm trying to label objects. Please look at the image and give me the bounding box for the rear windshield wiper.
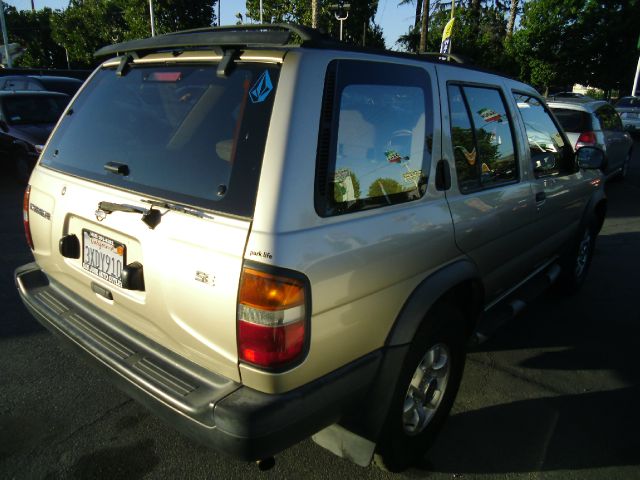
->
[104,161,130,176]
[97,201,162,229]
[141,199,215,220]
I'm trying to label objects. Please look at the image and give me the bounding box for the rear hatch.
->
[30,58,281,381]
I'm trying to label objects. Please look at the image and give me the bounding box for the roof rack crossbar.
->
[94,24,338,59]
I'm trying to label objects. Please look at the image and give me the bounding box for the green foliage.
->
[50,0,216,68]
[427,6,510,72]
[585,88,606,100]
[368,178,403,197]
[511,0,640,93]
[3,6,66,68]
[244,0,385,49]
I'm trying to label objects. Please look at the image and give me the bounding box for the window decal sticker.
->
[249,70,273,103]
[478,108,503,123]
[385,150,409,164]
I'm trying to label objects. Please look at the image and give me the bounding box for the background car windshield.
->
[41,64,279,217]
[550,108,593,132]
[2,95,68,124]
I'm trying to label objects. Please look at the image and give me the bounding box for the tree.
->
[368,178,403,198]
[51,0,216,68]
[511,0,640,95]
[419,0,430,53]
[3,5,67,68]
[576,0,640,94]
[506,0,519,37]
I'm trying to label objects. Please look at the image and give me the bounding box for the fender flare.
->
[385,258,482,347]
[578,186,607,236]
[341,258,483,444]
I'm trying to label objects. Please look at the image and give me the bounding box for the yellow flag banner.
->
[439,17,455,59]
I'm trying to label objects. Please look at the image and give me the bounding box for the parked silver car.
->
[548,98,633,180]
[15,24,607,472]
[615,96,640,136]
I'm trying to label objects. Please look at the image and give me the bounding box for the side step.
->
[470,263,561,345]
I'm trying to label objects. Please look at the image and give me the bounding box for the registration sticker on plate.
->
[82,229,126,288]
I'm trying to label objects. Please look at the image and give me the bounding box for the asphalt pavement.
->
[1,142,639,479]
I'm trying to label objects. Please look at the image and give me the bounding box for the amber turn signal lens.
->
[239,268,305,311]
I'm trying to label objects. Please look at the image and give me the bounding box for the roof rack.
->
[94,24,340,58]
[418,52,470,64]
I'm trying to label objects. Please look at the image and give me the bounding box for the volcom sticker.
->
[249,70,273,103]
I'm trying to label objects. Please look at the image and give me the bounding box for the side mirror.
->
[576,146,605,170]
[0,119,8,132]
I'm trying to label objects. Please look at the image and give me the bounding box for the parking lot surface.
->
[1,141,639,479]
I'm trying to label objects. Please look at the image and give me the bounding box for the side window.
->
[597,106,622,131]
[513,93,576,178]
[448,85,477,192]
[316,61,433,217]
[447,84,517,193]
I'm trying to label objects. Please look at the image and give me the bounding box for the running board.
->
[470,263,561,345]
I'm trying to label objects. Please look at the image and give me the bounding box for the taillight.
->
[576,131,597,149]
[237,266,309,369]
[23,185,34,250]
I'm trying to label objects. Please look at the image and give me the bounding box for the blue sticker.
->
[249,70,273,104]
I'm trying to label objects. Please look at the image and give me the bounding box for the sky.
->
[5,0,416,50]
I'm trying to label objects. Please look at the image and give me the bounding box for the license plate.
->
[82,229,126,288]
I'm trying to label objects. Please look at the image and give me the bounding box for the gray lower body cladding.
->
[14,263,381,461]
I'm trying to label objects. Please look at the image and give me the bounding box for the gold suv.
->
[15,25,607,471]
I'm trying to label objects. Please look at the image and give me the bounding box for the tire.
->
[373,303,467,472]
[555,216,597,295]
[613,150,631,181]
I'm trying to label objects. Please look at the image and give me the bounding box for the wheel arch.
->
[337,258,484,445]
[385,258,484,347]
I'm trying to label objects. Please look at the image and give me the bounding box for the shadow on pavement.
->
[421,386,640,475]
[418,230,640,475]
[0,174,41,339]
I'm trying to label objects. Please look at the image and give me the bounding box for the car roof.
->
[547,98,609,113]
[29,75,83,84]
[1,75,44,82]
[0,90,69,98]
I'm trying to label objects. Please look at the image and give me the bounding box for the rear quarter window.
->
[550,108,593,133]
[315,60,433,217]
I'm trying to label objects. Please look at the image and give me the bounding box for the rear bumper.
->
[14,263,381,460]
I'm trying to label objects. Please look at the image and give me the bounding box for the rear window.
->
[549,108,592,132]
[616,97,640,108]
[2,95,68,124]
[41,63,280,218]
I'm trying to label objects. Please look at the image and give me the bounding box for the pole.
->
[0,0,11,68]
[334,11,349,41]
[149,0,156,37]
[312,0,318,29]
[260,0,263,23]
[633,54,640,97]
[218,0,221,26]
